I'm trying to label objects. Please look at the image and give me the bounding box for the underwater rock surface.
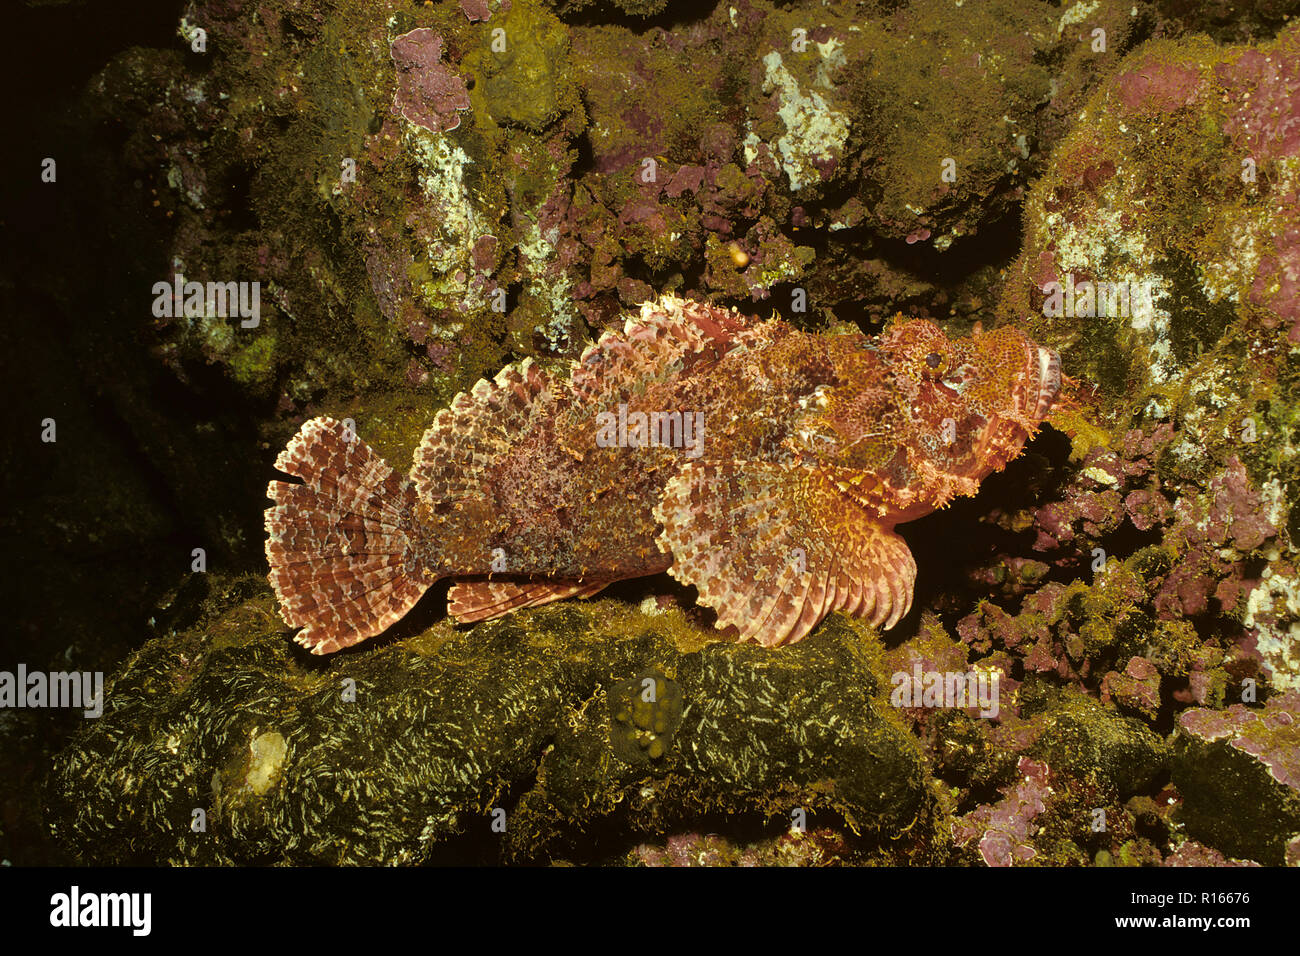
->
[14,0,1300,866]
[90,0,1189,424]
[994,22,1300,700]
[1172,692,1300,865]
[45,590,931,864]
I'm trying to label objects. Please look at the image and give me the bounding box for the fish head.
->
[797,319,1061,494]
[878,316,1062,479]
[879,318,1060,422]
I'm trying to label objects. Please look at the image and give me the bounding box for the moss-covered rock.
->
[1171,691,1300,865]
[1026,688,1169,796]
[1003,25,1300,387]
[44,583,934,864]
[988,22,1300,700]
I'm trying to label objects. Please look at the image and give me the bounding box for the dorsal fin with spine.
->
[409,357,553,507]
[568,294,765,404]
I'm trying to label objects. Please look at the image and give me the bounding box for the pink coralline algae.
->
[1171,457,1276,554]
[1250,226,1300,341]
[1162,841,1260,867]
[460,0,494,23]
[953,757,1053,867]
[1101,656,1162,722]
[1214,46,1300,164]
[1030,425,1174,552]
[1218,40,1300,334]
[632,828,850,867]
[390,29,471,134]
[1023,418,1275,623]
[1114,58,1204,113]
[1155,456,1276,620]
[1178,691,1300,791]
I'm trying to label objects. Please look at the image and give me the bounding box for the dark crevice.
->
[559,0,723,34]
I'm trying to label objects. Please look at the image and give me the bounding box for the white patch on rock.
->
[246,730,287,796]
[813,37,847,88]
[1199,221,1257,304]
[1083,465,1119,486]
[1259,479,1290,531]
[1245,565,1300,692]
[753,50,850,192]
[1057,1,1101,37]
[411,131,488,276]
[405,130,492,333]
[1043,186,1178,383]
[517,220,576,350]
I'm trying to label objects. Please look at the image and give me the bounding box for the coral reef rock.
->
[45,588,931,865]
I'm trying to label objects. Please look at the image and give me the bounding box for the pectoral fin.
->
[653,462,916,646]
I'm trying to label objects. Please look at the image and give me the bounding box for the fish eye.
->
[925,351,943,369]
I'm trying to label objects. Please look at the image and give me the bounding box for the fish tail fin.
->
[265,417,433,654]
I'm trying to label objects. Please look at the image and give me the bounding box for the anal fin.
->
[447,578,612,623]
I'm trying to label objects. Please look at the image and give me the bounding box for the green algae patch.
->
[502,613,935,863]
[474,2,578,132]
[1024,687,1168,797]
[45,587,932,865]
[609,671,683,763]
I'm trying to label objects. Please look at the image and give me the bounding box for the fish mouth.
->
[1032,346,1061,420]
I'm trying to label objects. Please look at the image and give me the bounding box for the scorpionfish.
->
[266,295,1061,654]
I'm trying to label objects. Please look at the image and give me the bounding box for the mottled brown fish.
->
[266,296,1061,654]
